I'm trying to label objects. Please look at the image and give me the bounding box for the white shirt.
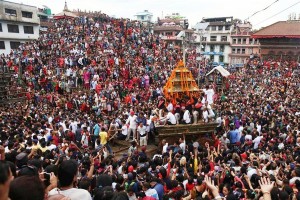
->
[66,68,72,76]
[167,103,173,112]
[245,134,253,141]
[126,115,137,129]
[137,125,147,137]
[204,89,214,105]
[166,112,176,124]
[145,188,159,200]
[253,136,263,149]
[257,124,262,134]
[70,121,78,133]
[183,110,191,123]
[203,110,208,120]
[48,144,57,151]
[48,116,53,124]
[81,134,89,146]
[49,188,92,200]
[59,121,67,132]
[179,140,186,153]
[162,143,168,153]
[121,125,128,136]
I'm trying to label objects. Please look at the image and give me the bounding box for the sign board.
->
[203,52,224,56]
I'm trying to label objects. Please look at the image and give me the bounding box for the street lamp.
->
[194,22,209,86]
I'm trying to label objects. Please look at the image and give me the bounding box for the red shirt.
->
[52,135,59,146]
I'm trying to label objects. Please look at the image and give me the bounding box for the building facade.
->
[135,10,153,23]
[200,17,233,65]
[229,22,260,66]
[252,20,300,60]
[153,17,193,48]
[0,0,40,55]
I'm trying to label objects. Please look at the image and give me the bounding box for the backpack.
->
[125,181,136,191]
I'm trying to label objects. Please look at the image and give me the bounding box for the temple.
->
[53,1,77,19]
[163,60,200,102]
[252,20,300,60]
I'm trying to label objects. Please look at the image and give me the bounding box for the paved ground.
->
[111,140,158,159]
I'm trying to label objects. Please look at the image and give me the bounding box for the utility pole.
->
[18,52,22,85]
[194,22,209,86]
[198,31,202,86]
[182,31,186,66]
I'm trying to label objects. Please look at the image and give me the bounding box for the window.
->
[243,38,247,44]
[237,39,241,44]
[0,23,2,32]
[165,32,172,36]
[221,36,227,41]
[10,41,20,49]
[225,25,231,30]
[24,26,34,34]
[210,45,215,52]
[210,55,214,61]
[242,49,246,54]
[210,36,217,41]
[220,45,224,52]
[22,11,33,18]
[5,8,17,16]
[218,26,223,31]
[202,37,207,41]
[219,55,224,62]
[237,49,241,54]
[233,39,236,44]
[0,41,5,49]
[7,24,19,33]
[211,26,216,31]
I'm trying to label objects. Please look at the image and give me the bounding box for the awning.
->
[206,66,231,77]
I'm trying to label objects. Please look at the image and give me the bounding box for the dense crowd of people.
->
[0,11,300,200]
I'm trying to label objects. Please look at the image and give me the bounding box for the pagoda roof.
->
[252,21,300,39]
[54,11,77,19]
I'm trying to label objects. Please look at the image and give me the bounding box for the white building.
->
[0,0,40,55]
[199,17,234,65]
[135,10,153,23]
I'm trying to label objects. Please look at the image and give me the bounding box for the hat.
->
[193,142,199,148]
[130,111,134,115]
[128,165,134,173]
[18,165,38,177]
[240,152,248,160]
[141,146,146,152]
[223,133,227,137]
[16,152,28,162]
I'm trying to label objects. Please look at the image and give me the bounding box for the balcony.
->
[206,41,230,45]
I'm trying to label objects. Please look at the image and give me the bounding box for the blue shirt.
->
[153,183,164,200]
[93,124,100,136]
[229,130,239,144]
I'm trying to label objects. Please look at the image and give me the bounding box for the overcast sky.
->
[9,0,300,29]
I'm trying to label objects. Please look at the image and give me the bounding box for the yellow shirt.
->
[99,131,108,145]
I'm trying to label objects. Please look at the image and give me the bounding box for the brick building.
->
[252,20,300,60]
